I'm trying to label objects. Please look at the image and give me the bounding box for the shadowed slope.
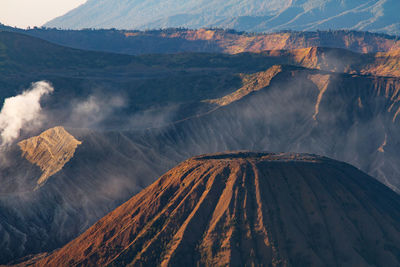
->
[33,152,400,267]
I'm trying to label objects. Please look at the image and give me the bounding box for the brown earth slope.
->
[152,29,400,54]
[260,47,400,77]
[31,152,400,267]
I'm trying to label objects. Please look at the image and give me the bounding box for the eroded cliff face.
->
[18,126,82,187]
[10,27,400,56]
[261,47,400,78]
[126,29,400,54]
[366,49,400,77]
[31,152,400,267]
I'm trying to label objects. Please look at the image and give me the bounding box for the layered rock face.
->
[31,152,400,267]
[18,126,82,187]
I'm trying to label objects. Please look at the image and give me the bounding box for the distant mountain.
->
[29,152,400,266]
[45,0,400,35]
[2,26,400,55]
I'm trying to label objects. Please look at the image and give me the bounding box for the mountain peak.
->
[193,151,320,161]
[45,0,400,35]
[33,151,400,267]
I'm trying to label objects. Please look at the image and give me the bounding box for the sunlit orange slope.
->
[126,29,400,54]
[28,152,400,267]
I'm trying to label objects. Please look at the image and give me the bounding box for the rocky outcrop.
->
[31,152,400,267]
[18,126,82,187]
[206,65,282,106]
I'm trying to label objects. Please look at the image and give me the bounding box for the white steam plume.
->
[0,81,54,146]
[69,95,125,128]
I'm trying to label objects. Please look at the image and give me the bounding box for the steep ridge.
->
[45,0,400,35]
[206,65,283,106]
[0,31,134,75]
[3,27,400,55]
[366,48,400,77]
[258,47,400,77]
[175,29,400,54]
[18,126,82,187]
[30,152,400,267]
[284,47,362,72]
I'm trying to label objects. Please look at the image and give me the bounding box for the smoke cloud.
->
[69,95,125,129]
[0,81,54,146]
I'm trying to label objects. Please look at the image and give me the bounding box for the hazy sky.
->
[0,0,87,28]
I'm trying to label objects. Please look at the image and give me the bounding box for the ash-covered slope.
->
[139,65,400,193]
[32,152,400,267]
[45,0,400,35]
